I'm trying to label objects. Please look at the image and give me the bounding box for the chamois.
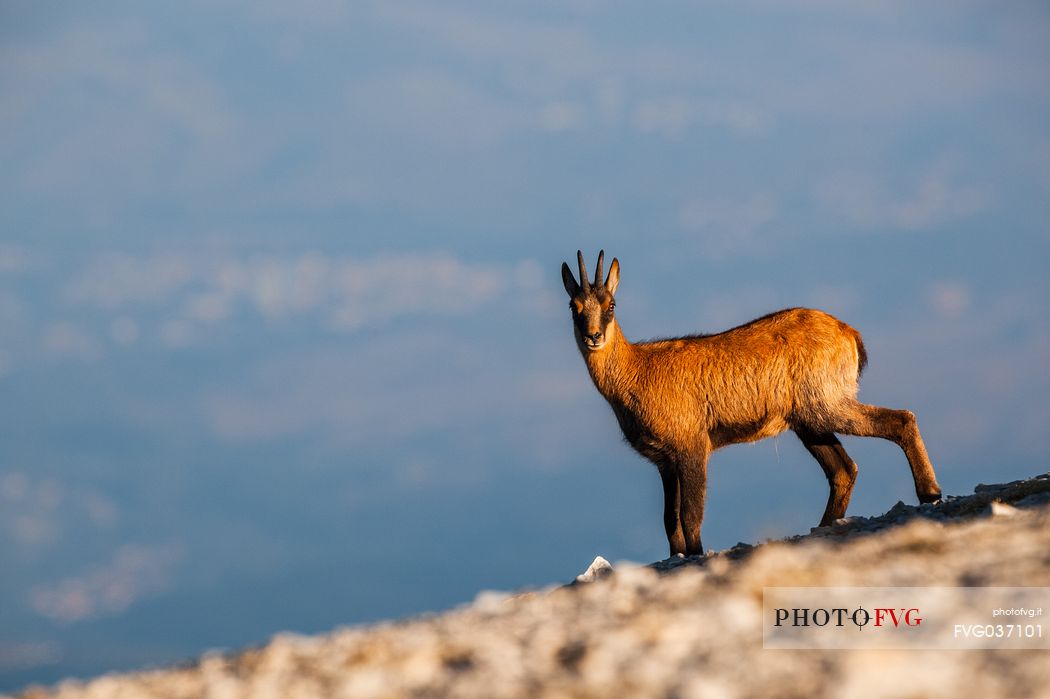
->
[561,250,942,557]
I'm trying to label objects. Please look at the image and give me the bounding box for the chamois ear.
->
[605,258,620,295]
[561,262,580,297]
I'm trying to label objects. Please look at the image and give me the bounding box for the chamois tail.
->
[854,331,868,377]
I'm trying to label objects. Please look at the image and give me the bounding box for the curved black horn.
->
[594,250,605,288]
[577,250,590,290]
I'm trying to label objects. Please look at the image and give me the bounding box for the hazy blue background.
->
[1,0,1048,690]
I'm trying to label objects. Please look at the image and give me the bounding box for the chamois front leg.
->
[677,449,709,556]
[659,465,686,557]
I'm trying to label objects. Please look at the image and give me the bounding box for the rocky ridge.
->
[13,472,1050,699]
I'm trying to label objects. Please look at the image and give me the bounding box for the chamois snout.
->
[571,296,613,350]
[561,250,621,353]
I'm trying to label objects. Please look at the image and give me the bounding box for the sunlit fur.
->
[562,250,942,557]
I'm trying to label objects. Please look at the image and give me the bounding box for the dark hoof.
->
[919,492,942,505]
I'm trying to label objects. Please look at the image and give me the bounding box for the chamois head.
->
[561,249,620,352]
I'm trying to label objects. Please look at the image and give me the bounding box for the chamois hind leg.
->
[832,401,942,504]
[677,451,709,557]
[658,466,686,557]
[795,429,858,527]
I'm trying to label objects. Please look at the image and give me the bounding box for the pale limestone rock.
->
[12,472,1050,699]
